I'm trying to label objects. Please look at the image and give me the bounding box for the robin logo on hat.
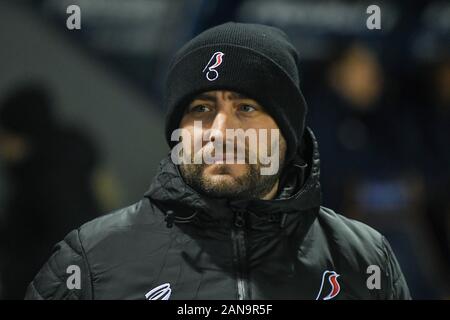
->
[202,51,224,81]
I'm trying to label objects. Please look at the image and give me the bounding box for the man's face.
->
[177,90,286,200]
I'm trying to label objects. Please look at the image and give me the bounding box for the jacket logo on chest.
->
[145,283,172,300]
[315,270,341,300]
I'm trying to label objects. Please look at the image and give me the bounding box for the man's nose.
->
[208,110,238,141]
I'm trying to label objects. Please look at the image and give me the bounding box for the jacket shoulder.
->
[315,206,387,269]
[77,198,163,251]
[25,198,168,300]
[25,229,90,299]
[314,206,411,299]
[317,206,385,252]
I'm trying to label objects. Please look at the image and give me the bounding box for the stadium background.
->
[0,0,448,299]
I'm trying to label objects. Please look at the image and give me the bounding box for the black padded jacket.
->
[25,128,411,300]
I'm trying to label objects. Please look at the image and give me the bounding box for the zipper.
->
[231,209,249,300]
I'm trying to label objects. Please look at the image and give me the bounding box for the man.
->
[25,22,410,300]
[0,83,100,299]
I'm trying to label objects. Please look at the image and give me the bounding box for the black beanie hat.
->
[164,22,308,164]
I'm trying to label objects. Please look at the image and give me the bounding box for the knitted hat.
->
[164,22,307,164]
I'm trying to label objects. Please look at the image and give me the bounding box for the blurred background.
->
[0,0,448,299]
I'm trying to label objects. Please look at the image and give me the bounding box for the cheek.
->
[177,125,194,154]
[245,122,281,155]
[178,125,210,158]
[179,114,191,129]
[261,117,284,156]
[279,135,287,160]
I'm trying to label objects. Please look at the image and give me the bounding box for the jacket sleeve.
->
[382,237,412,300]
[24,229,93,300]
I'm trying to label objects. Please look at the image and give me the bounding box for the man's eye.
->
[239,104,256,112]
[190,105,211,113]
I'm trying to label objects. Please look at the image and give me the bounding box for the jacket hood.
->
[145,127,321,227]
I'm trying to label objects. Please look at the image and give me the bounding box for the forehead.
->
[190,90,255,102]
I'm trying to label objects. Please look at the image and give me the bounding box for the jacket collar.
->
[145,127,322,228]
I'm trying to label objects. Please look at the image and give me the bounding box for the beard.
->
[179,140,286,200]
